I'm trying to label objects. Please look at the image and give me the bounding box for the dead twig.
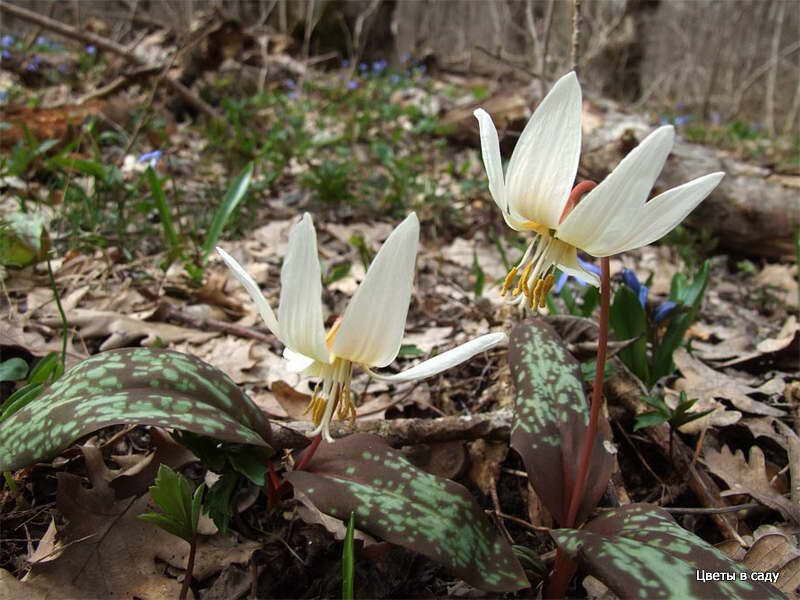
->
[0,0,219,120]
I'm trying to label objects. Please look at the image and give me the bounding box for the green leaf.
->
[633,411,669,431]
[471,250,485,297]
[580,285,600,317]
[552,504,785,599]
[228,445,270,486]
[286,434,528,592]
[47,156,108,182]
[0,212,47,267]
[139,464,205,544]
[200,162,253,263]
[0,383,43,422]
[323,262,351,286]
[609,285,650,384]
[28,352,63,384]
[342,512,355,600]
[146,167,181,255]
[204,470,239,534]
[0,358,28,382]
[0,348,273,471]
[652,261,710,381]
[509,321,614,526]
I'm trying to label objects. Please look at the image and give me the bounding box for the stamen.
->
[501,266,518,295]
[513,263,533,297]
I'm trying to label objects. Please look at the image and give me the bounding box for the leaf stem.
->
[179,530,198,600]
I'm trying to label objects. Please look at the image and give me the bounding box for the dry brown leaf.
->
[293,489,377,545]
[674,349,786,417]
[0,567,82,600]
[405,441,468,480]
[25,444,257,599]
[467,439,508,496]
[41,308,218,350]
[272,380,313,420]
[754,264,799,309]
[664,387,742,434]
[703,445,800,523]
[743,534,800,599]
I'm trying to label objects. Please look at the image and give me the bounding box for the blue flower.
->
[358,62,368,72]
[622,269,649,307]
[554,257,601,293]
[674,115,689,126]
[346,80,359,90]
[287,91,298,99]
[372,60,387,73]
[36,36,49,46]
[341,59,350,68]
[389,74,400,84]
[85,45,96,55]
[0,90,8,102]
[58,63,67,73]
[1,35,14,48]
[138,150,163,168]
[26,55,41,71]
[653,301,678,323]
[1,49,10,60]
[286,78,296,89]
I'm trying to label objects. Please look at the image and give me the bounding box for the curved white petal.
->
[283,348,317,373]
[366,332,507,382]
[607,172,725,255]
[557,246,600,287]
[504,72,582,227]
[333,213,419,367]
[474,108,508,213]
[278,213,330,363]
[557,126,675,254]
[217,246,283,342]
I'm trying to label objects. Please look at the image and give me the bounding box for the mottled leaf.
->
[552,503,786,599]
[0,348,273,471]
[509,320,614,525]
[285,434,528,592]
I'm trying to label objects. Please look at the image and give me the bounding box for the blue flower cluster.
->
[622,268,677,323]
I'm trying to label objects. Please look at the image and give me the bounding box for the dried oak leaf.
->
[24,444,258,599]
[674,349,786,417]
[703,445,800,524]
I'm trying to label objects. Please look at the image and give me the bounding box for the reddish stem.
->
[179,530,198,600]
[295,433,322,472]
[546,256,611,599]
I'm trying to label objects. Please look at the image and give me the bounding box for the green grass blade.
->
[201,162,253,263]
[146,167,181,254]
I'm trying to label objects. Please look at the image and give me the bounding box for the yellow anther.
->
[513,263,533,297]
[325,317,343,350]
[501,266,518,295]
[538,274,555,308]
[312,397,327,426]
[530,279,543,309]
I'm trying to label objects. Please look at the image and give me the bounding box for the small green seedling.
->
[139,464,205,600]
[634,391,713,432]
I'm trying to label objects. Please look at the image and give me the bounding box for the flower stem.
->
[546,256,611,599]
[295,433,322,472]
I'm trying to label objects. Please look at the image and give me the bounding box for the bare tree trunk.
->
[765,1,786,136]
[783,67,800,136]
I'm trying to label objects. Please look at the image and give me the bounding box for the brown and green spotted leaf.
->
[285,434,529,593]
[509,320,614,525]
[552,503,786,599]
[0,348,273,471]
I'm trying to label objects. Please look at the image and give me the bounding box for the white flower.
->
[474,71,724,309]
[217,213,506,441]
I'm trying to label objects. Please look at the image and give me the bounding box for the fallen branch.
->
[269,408,514,450]
[0,1,219,119]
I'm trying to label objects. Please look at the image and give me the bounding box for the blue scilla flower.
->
[653,301,678,323]
[26,55,41,72]
[674,115,689,126]
[138,150,163,168]
[347,80,359,90]
[0,90,8,102]
[85,45,96,55]
[554,257,601,293]
[622,269,649,307]
[286,78,296,89]
[1,49,10,60]
[358,62,368,72]
[389,74,400,85]
[1,35,14,48]
[36,36,49,46]
[372,60,387,73]
[341,59,350,68]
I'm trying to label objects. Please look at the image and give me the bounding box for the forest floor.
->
[1,20,798,600]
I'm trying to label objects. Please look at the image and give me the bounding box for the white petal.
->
[474,108,507,213]
[283,348,316,373]
[277,213,330,363]
[366,332,507,382]
[557,125,675,255]
[217,246,283,342]
[504,72,582,227]
[332,213,419,367]
[609,172,725,254]
[557,246,600,287]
